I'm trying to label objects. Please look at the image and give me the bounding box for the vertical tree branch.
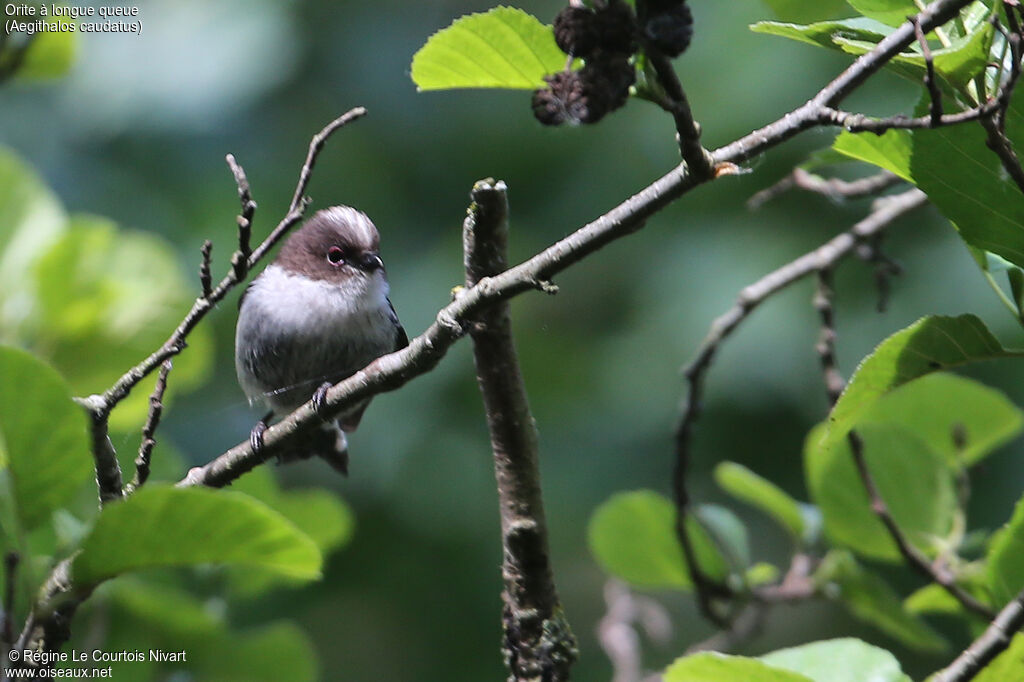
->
[934,587,1024,682]
[463,179,577,682]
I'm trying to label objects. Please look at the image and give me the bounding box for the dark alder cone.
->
[554,6,600,57]
[531,70,610,126]
[643,2,693,57]
[593,1,638,55]
[582,55,635,111]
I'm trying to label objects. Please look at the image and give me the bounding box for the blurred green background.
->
[3,0,1024,679]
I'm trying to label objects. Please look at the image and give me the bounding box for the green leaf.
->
[714,462,806,541]
[73,486,322,587]
[104,578,317,681]
[817,551,949,652]
[858,373,1023,467]
[972,634,1024,682]
[411,7,568,91]
[230,468,354,554]
[227,468,354,595]
[588,490,728,590]
[15,21,76,80]
[806,423,957,562]
[824,315,1019,451]
[754,15,992,91]
[910,87,1024,268]
[905,583,964,615]
[986,495,1024,605]
[846,0,920,27]
[0,346,91,532]
[750,17,889,51]
[32,216,213,431]
[761,638,911,682]
[664,652,812,682]
[832,129,912,181]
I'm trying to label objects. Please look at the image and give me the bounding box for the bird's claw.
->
[312,382,332,420]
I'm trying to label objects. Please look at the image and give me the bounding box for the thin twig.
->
[813,269,845,407]
[748,169,901,209]
[226,153,256,279]
[463,180,576,682]
[915,18,944,126]
[934,587,1024,682]
[129,360,172,492]
[846,431,995,619]
[645,49,715,179]
[199,240,212,299]
[672,189,927,628]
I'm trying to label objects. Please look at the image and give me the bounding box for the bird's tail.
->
[282,421,349,476]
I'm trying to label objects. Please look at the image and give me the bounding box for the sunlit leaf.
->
[73,486,321,586]
[857,373,1023,467]
[664,652,812,682]
[411,7,567,91]
[824,315,1019,451]
[761,637,912,682]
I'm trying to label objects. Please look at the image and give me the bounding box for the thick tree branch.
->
[846,431,995,619]
[935,587,1024,682]
[463,180,576,682]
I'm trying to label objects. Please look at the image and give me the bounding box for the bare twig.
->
[645,49,715,179]
[673,189,927,627]
[199,240,213,299]
[463,180,576,682]
[226,153,256,279]
[915,18,944,126]
[934,587,1024,682]
[813,269,845,407]
[846,431,995,619]
[748,169,901,209]
[129,359,173,492]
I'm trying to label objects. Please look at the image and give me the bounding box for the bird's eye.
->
[327,246,345,265]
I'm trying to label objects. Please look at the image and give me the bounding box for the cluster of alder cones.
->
[532,0,693,126]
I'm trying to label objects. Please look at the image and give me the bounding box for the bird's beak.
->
[356,252,384,272]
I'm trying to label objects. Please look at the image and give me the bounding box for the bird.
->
[234,206,408,475]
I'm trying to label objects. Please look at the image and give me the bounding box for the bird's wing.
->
[388,297,409,351]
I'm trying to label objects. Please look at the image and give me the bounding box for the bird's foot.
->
[312,382,333,421]
[249,410,273,452]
